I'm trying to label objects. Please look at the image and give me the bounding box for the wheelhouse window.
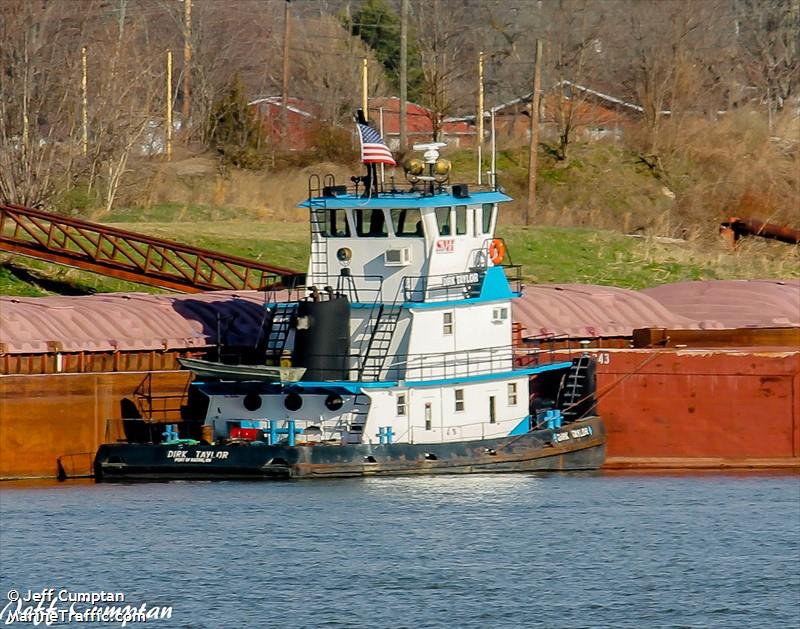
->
[442,312,453,335]
[391,208,424,237]
[455,389,465,412]
[397,393,407,416]
[323,208,350,237]
[482,203,495,234]
[353,208,388,237]
[455,205,467,235]
[435,206,452,236]
[507,383,518,406]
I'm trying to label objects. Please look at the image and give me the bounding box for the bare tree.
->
[736,0,800,129]
[543,0,605,160]
[412,0,471,141]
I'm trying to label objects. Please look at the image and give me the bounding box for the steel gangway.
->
[0,203,304,293]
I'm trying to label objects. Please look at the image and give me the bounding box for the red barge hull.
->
[568,347,800,470]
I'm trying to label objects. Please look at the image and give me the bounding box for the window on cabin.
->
[397,393,407,416]
[489,396,497,424]
[435,206,452,236]
[455,205,467,235]
[443,312,453,335]
[455,389,465,412]
[492,307,509,322]
[353,208,388,237]
[482,203,495,234]
[323,208,350,237]
[425,403,432,430]
[391,208,424,237]
[507,383,518,406]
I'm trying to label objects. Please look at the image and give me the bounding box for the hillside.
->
[2,137,797,297]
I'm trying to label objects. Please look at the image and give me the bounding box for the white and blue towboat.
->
[94,139,604,480]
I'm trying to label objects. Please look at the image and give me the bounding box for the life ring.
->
[488,239,505,264]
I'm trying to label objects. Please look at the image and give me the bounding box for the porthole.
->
[243,393,262,412]
[284,392,303,411]
[325,394,344,411]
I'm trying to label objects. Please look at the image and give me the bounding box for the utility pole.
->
[477,51,484,185]
[281,0,291,140]
[399,0,408,151]
[182,0,192,136]
[526,39,543,225]
[166,50,173,161]
[81,46,88,156]
[362,58,369,121]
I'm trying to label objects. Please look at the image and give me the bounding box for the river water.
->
[1,473,798,629]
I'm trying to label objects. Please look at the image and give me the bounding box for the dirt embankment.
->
[119,155,355,221]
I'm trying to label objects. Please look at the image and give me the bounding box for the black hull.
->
[94,417,605,481]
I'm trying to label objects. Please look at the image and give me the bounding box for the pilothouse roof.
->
[300,188,512,209]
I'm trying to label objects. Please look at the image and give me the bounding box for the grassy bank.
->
[2,209,796,297]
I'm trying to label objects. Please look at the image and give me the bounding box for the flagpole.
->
[490,107,496,189]
[379,106,385,191]
[361,58,368,122]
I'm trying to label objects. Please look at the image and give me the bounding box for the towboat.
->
[94,139,605,480]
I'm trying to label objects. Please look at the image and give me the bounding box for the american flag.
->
[357,123,396,166]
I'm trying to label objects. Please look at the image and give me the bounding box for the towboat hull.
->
[94,416,604,481]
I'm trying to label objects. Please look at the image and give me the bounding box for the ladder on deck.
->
[560,355,591,421]
[359,304,402,381]
[264,302,297,362]
[306,174,333,285]
[308,201,328,283]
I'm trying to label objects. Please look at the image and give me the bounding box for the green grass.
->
[499,225,798,289]
[99,202,262,224]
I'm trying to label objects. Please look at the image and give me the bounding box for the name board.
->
[441,272,480,287]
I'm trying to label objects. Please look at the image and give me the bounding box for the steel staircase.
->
[264,302,297,362]
[359,304,402,381]
[560,355,591,421]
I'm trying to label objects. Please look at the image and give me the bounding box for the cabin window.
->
[492,307,509,322]
[455,205,467,235]
[391,208,424,237]
[482,203,495,234]
[435,206,452,236]
[425,402,432,430]
[353,208,388,237]
[489,396,496,423]
[397,393,407,416]
[442,312,453,335]
[507,383,518,406]
[323,209,350,237]
[455,389,465,412]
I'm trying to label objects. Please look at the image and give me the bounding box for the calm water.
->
[1,474,798,629]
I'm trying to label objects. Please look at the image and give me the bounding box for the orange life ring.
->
[488,239,505,264]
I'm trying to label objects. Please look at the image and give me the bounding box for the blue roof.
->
[300,189,512,209]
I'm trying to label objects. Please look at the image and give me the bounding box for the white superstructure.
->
[198,156,574,448]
